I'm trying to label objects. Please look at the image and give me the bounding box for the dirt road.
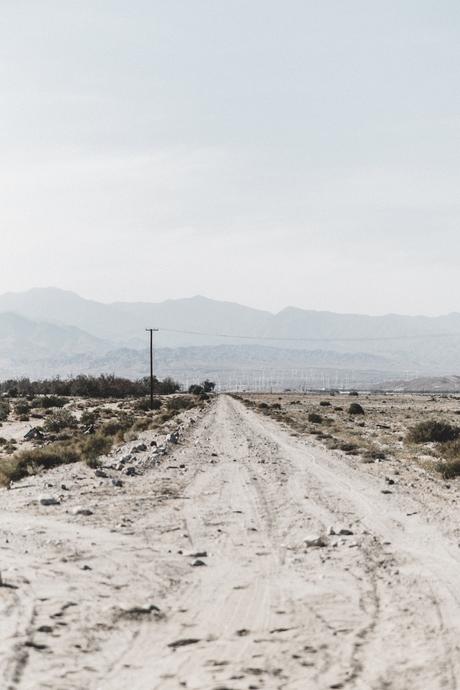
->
[2,395,460,689]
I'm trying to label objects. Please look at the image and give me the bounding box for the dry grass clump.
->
[0,431,115,486]
[135,397,162,411]
[407,420,460,444]
[166,396,196,412]
[0,443,80,485]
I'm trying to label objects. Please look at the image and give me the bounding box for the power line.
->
[156,327,460,344]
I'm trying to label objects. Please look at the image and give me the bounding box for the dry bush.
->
[407,420,460,444]
[31,396,67,409]
[166,396,195,412]
[432,458,460,479]
[308,412,323,424]
[0,443,80,486]
[43,409,78,433]
[136,397,162,411]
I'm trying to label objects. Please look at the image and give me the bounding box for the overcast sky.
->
[0,1,458,315]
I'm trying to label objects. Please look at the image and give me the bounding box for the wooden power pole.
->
[146,328,159,408]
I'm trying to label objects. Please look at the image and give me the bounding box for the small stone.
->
[39,496,60,506]
[191,559,207,567]
[94,469,107,478]
[112,479,123,487]
[124,467,136,476]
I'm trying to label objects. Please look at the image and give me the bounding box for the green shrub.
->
[14,401,30,416]
[407,420,460,444]
[31,396,67,409]
[43,409,78,433]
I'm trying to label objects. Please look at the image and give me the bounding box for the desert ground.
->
[2,392,460,689]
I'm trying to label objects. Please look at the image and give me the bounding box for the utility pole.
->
[146,328,159,409]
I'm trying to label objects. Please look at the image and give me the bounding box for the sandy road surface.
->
[2,395,460,690]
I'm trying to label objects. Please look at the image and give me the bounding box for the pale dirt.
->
[1,395,460,690]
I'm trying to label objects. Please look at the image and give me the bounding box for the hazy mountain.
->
[0,312,108,363]
[377,375,460,393]
[1,288,460,384]
[2,287,460,353]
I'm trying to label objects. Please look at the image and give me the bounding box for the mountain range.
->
[1,287,460,387]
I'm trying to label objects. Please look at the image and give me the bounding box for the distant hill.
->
[0,312,107,360]
[377,375,460,393]
[1,287,460,385]
[0,343,400,389]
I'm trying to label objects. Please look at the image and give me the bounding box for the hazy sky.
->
[1,1,459,315]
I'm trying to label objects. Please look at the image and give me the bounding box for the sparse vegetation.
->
[407,420,460,444]
[43,409,79,433]
[348,403,365,415]
[0,374,181,399]
[0,401,10,421]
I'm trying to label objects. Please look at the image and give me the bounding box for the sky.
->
[0,0,459,315]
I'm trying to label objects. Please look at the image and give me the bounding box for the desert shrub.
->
[348,403,365,415]
[407,420,460,444]
[271,403,281,410]
[78,433,113,467]
[0,375,181,399]
[0,401,10,421]
[166,396,195,412]
[0,443,80,486]
[258,402,269,409]
[349,391,359,396]
[31,395,67,409]
[363,448,386,461]
[136,397,161,411]
[131,417,152,432]
[188,384,204,395]
[101,414,134,437]
[319,401,331,407]
[43,409,78,433]
[339,441,359,454]
[14,400,30,415]
[80,409,99,426]
[308,412,323,424]
[440,438,460,459]
[433,458,460,479]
